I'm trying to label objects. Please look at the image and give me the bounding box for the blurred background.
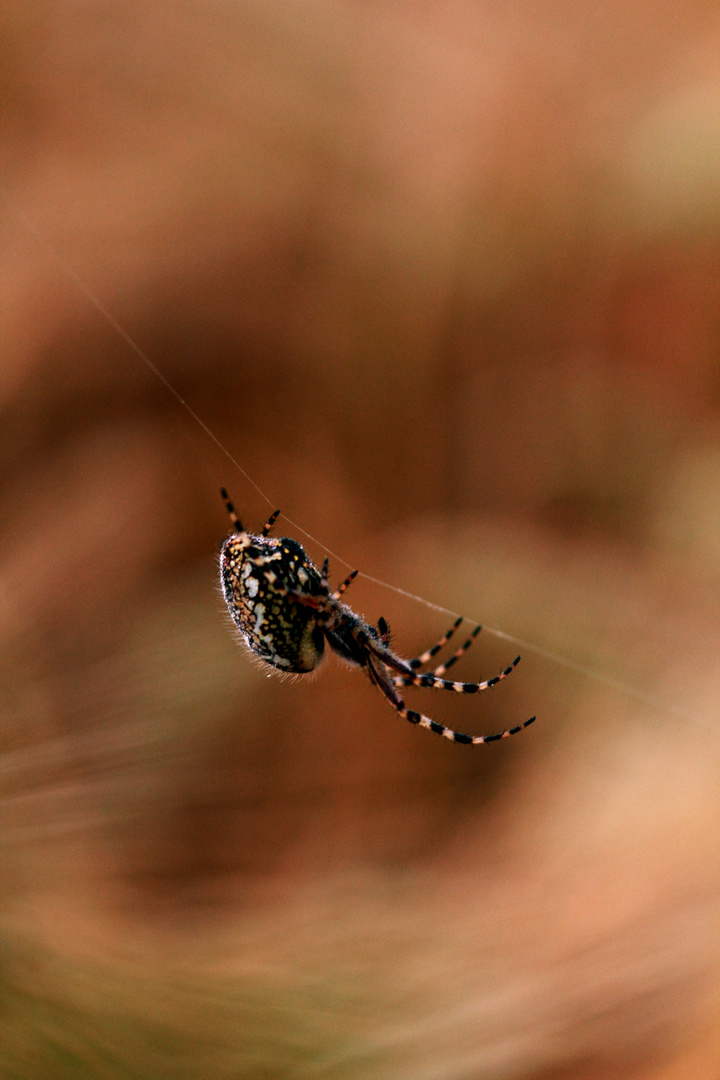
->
[3,1,720,1076]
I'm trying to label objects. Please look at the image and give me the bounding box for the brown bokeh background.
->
[3,2,720,1077]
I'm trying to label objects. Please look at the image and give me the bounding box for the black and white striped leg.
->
[408,616,464,669]
[366,655,535,745]
[220,487,244,533]
[391,654,521,694]
[428,624,483,676]
[262,509,281,537]
[333,569,358,599]
[361,633,520,695]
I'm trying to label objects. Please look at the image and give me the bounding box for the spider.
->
[219,489,536,745]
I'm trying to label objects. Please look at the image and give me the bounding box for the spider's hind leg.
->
[262,509,281,537]
[220,487,244,533]
[332,569,358,599]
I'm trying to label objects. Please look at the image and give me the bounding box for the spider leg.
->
[320,557,330,590]
[333,569,358,599]
[359,634,415,678]
[262,509,281,537]
[220,487,244,533]
[408,616,464,669]
[392,654,521,694]
[406,620,483,676]
[427,625,483,676]
[377,616,391,647]
[361,631,520,695]
[365,654,535,745]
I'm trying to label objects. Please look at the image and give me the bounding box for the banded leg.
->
[361,632,520,695]
[220,487,244,533]
[262,509,281,536]
[366,654,535,745]
[392,654,521,694]
[408,616,464,670]
[428,624,483,676]
[333,569,358,599]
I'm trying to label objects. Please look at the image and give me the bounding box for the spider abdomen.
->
[220,533,326,673]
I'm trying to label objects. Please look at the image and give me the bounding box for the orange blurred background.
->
[3,2,720,1076]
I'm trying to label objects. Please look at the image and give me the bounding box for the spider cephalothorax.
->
[220,489,536,744]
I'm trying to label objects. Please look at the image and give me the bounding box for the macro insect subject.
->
[219,489,536,745]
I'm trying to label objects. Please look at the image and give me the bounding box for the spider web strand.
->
[4,187,714,733]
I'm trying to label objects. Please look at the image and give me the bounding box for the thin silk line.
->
[1,186,356,564]
[356,575,713,728]
[3,186,714,730]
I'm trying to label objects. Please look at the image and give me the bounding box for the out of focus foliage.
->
[3,2,720,1077]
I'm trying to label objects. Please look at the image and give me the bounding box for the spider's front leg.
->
[362,627,521,696]
[405,618,483,675]
[365,654,535,745]
[407,616,464,669]
[392,654,522,694]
